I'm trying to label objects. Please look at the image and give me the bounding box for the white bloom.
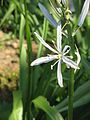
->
[31,22,80,87]
[78,0,90,27]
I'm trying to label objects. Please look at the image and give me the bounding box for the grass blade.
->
[0,2,16,27]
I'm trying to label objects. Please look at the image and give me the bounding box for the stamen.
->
[72,27,80,37]
[61,22,68,30]
[51,60,59,70]
[66,55,73,59]
[47,54,52,57]
[52,40,59,52]
[62,31,68,38]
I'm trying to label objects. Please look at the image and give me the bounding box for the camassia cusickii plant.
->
[0,0,90,120]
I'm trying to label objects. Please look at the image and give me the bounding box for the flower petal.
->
[57,60,63,87]
[57,22,62,52]
[61,0,66,5]
[69,0,75,12]
[31,55,57,66]
[78,0,90,27]
[62,0,75,12]
[63,45,71,55]
[38,3,57,27]
[62,56,79,69]
[74,46,81,72]
[75,46,81,66]
[34,32,58,54]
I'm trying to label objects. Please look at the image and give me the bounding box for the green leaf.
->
[19,13,25,53]
[20,45,28,100]
[56,80,90,112]
[57,93,90,112]
[37,17,49,57]
[74,93,90,107]
[9,91,23,120]
[87,16,90,26]
[74,80,90,101]
[0,102,12,120]
[12,0,23,15]
[0,2,16,26]
[33,96,64,120]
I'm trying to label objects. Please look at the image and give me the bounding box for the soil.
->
[0,31,38,102]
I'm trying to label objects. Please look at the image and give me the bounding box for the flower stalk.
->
[68,69,74,120]
[24,1,33,119]
[67,24,75,120]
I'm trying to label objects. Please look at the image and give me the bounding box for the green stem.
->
[68,69,74,120]
[37,18,48,57]
[15,9,18,36]
[1,0,3,6]
[67,24,75,120]
[24,1,32,120]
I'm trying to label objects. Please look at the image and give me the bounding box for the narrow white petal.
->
[69,0,75,12]
[75,46,81,66]
[62,56,79,69]
[62,0,75,12]
[34,32,58,54]
[31,55,57,66]
[61,0,66,5]
[38,3,57,27]
[74,46,81,72]
[57,60,63,87]
[78,0,90,27]
[56,7,62,14]
[65,56,73,68]
[57,22,62,52]
[63,45,71,55]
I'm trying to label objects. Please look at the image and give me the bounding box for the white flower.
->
[78,0,90,27]
[31,22,80,87]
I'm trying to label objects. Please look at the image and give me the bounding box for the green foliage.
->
[0,2,16,27]
[9,91,23,120]
[56,80,90,112]
[33,96,64,120]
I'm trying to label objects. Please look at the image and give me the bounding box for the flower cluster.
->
[30,0,90,87]
[38,0,90,27]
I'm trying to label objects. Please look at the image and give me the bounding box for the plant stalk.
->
[68,69,74,120]
[24,1,32,120]
[67,23,75,120]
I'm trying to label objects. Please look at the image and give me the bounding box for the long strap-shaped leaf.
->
[33,96,64,120]
[9,91,23,120]
[56,80,90,112]
[0,2,16,27]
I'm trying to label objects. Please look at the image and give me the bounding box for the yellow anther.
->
[65,9,72,20]
[65,9,72,14]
